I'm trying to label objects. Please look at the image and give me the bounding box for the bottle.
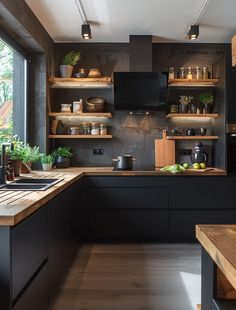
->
[202,67,209,79]
[99,123,107,135]
[179,67,185,79]
[187,67,193,80]
[168,68,175,80]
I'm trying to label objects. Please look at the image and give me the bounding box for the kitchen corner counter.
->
[0,167,227,226]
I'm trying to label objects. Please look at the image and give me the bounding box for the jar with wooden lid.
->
[178,67,185,79]
[186,67,193,80]
[194,67,202,79]
[202,67,209,79]
[99,123,107,135]
[168,68,175,80]
[91,122,100,135]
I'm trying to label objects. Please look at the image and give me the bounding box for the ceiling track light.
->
[186,0,209,40]
[82,24,92,40]
[187,25,199,40]
[75,0,92,40]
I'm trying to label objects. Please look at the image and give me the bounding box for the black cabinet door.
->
[11,207,47,300]
[169,177,228,210]
[169,210,226,241]
[89,210,168,241]
[13,263,48,310]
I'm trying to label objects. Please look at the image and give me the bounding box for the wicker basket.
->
[86,96,106,112]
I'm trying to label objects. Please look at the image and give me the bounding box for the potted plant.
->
[21,145,41,173]
[60,51,81,78]
[52,147,73,168]
[8,139,26,176]
[199,91,214,113]
[40,154,54,171]
[179,96,193,113]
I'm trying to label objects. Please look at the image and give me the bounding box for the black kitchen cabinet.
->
[13,263,48,310]
[86,176,169,241]
[11,207,47,300]
[169,210,226,241]
[48,179,84,301]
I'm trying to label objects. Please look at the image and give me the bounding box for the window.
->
[0,38,27,143]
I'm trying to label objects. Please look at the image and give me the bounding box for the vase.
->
[10,160,22,177]
[179,104,189,113]
[190,103,197,114]
[203,103,212,114]
[42,163,53,171]
[54,156,70,168]
[59,65,73,78]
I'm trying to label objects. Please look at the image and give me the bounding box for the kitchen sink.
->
[0,178,63,191]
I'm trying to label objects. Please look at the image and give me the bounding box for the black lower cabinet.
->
[89,210,168,241]
[13,263,48,310]
[169,211,226,241]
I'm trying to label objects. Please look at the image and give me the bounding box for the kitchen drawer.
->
[169,177,228,209]
[89,210,168,241]
[88,187,168,209]
[11,207,47,300]
[13,263,48,310]
[169,210,226,241]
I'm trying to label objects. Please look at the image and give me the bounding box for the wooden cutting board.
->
[155,130,175,167]
[187,168,214,172]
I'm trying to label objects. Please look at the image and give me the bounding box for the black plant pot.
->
[54,156,70,168]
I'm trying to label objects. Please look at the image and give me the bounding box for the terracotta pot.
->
[21,162,32,173]
[10,160,22,177]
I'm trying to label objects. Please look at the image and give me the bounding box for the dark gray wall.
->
[53,43,227,168]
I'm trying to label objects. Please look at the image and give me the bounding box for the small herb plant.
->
[179,95,193,105]
[52,147,73,158]
[62,51,81,66]
[199,91,214,105]
[40,154,54,164]
[23,145,41,163]
[8,136,25,161]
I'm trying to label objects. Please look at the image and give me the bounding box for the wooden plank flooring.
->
[50,244,201,310]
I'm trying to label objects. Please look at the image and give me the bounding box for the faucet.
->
[0,143,14,184]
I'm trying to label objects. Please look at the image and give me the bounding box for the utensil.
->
[155,130,175,167]
[112,155,136,170]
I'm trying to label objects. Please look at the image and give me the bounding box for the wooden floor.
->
[51,244,201,310]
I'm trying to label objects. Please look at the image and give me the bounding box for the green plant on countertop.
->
[23,145,41,163]
[62,51,81,66]
[179,95,193,105]
[52,147,73,158]
[160,164,185,174]
[40,154,54,164]
[199,91,214,105]
[7,136,26,161]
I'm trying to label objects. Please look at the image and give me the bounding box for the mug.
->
[200,128,207,136]
[186,128,195,136]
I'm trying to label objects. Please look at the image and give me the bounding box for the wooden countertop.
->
[0,167,227,226]
[196,225,236,290]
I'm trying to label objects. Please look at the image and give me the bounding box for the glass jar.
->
[202,67,209,79]
[80,122,91,135]
[179,67,185,79]
[168,68,175,80]
[194,67,202,79]
[187,67,193,80]
[72,100,82,113]
[99,123,107,135]
[91,122,100,135]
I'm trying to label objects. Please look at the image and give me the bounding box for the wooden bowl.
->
[86,96,106,112]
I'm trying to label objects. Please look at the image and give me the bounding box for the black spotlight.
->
[187,25,199,40]
[81,24,91,40]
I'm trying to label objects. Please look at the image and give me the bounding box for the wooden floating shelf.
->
[168,78,219,87]
[167,136,218,140]
[49,135,112,139]
[49,77,112,89]
[49,112,112,118]
[166,113,219,118]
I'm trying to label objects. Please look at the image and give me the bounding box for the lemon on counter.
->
[200,163,206,169]
[183,163,190,169]
[193,163,201,169]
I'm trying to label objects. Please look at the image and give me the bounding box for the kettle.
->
[191,141,208,164]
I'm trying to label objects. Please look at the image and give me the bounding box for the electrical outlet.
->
[93,148,104,155]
